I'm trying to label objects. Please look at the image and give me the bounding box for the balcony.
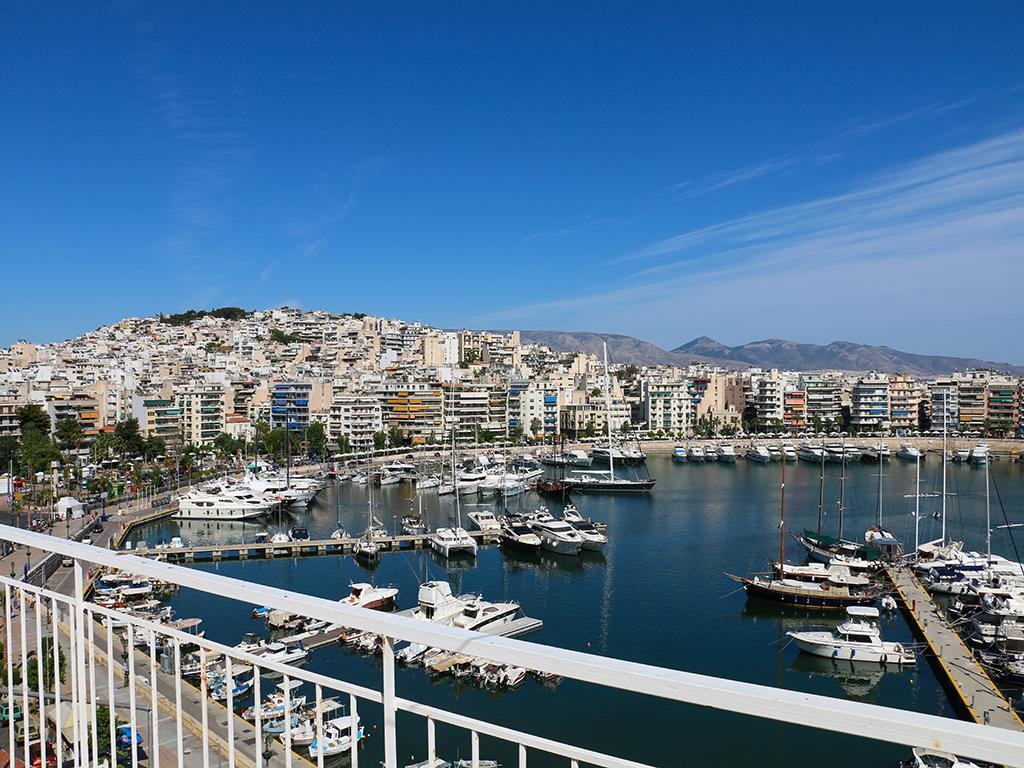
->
[0,526,1020,768]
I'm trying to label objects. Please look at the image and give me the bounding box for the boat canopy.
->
[846,606,880,619]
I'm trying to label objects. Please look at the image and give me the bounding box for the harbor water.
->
[134,455,1024,767]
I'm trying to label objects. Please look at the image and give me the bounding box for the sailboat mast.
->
[914,449,921,553]
[451,387,461,530]
[603,341,614,480]
[779,451,786,566]
[838,440,847,540]
[816,448,825,535]
[985,458,991,566]
[941,390,948,546]
[877,442,883,528]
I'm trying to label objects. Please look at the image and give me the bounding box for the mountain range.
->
[516,331,1023,377]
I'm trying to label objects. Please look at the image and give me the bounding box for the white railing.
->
[1,524,1023,768]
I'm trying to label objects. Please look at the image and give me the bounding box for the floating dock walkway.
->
[885,564,1024,731]
[123,530,500,563]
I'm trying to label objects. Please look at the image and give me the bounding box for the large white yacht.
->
[175,489,278,521]
[451,595,520,632]
[527,511,584,555]
[430,527,478,558]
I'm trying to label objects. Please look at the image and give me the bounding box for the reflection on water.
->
[789,653,907,702]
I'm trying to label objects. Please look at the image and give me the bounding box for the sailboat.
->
[354,471,382,563]
[727,459,882,609]
[430,393,478,558]
[793,441,881,567]
[863,444,903,559]
[565,342,655,494]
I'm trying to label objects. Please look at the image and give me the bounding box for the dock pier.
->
[125,530,500,563]
[885,564,1024,731]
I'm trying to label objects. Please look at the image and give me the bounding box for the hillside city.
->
[0,307,1021,481]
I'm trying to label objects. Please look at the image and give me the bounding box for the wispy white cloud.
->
[478,128,1024,361]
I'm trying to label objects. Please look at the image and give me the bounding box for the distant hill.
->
[515,330,740,368]
[672,336,1024,377]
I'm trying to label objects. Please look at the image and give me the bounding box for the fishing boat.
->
[307,715,364,758]
[787,607,915,664]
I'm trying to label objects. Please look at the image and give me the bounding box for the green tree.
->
[114,417,145,457]
[144,435,166,459]
[529,417,542,438]
[511,424,525,443]
[582,421,596,439]
[305,422,327,460]
[90,431,119,461]
[387,426,406,448]
[17,404,51,435]
[213,432,239,457]
[54,417,83,453]
[27,636,65,688]
[20,427,59,476]
[373,431,387,450]
[270,328,300,344]
[337,435,352,454]
[0,436,19,473]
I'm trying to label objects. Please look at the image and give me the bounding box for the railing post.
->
[88,610,99,768]
[106,614,116,768]
[174,638,184,768]
[382,635,397,768]
[73,562,90,768]
[349,693,359,768]
[19,589,31,768]
[427,717,435,764]
[471,730,479,768]
[518,744,526,768]
[4,584,13,765]
[34,597,47,768]
[150,631,161,768]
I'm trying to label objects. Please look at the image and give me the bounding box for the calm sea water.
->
[134,456,1024,767]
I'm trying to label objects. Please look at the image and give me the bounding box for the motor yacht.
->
[339,582,397,610]
[466,510,500,532]
[704,445,719,462]
[969,444,990,465]
[528,512,584,555]
[686,445,706,462]
[499,516,542,552]
[797,443,826,462]
[746,445,771,464]
[672,446,687,463]
[567,517,607,551]
[781,445,798,462]
[897,444,922,461]
[451,594,520,632]
[566,449,593,467]
[901,748,986,768]
[175,489,278,521]
[767,445,782,462]
[416,475,441,490]
[787,607,915,664]
[717,445,737,463]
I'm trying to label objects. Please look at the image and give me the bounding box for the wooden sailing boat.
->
[727,458,882,610]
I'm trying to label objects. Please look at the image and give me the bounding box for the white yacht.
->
[704,445,719,462]
[902,748,987,768]
[499,516,542,552]
[307,715,364,758]
[566,517,607,552]
[969,444,990,465]
[717,445,737,463]
[430,526,478,558]
[746,445,771,464]
[787,607,915,665]
[466,510,500,532]
[781,444,798,462]
[451,595,520,632]
[416,475,441,490]
[767,445,783,462]
[797,443,826,462]
[408,581,467,625]
[897,444,922,461]
[175,490,278,521]
[566,449,592,467]
[339,583,398,610]
[687,445,706,462]
[528,511,584,555]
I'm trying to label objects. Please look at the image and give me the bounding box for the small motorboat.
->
[307,715,364,758]
[354,535,382,563]
[466,510,500,533]
[339,582,398,610]
[401,515,427,535]
[787,607,915,665]
[900,747,987,768]
[288,526,310,542]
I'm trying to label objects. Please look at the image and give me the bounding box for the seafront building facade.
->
[0,308,1021,456]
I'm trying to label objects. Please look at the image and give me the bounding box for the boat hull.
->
[740,578,878,610]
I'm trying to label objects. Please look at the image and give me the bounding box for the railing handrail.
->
[3,524,1023,766]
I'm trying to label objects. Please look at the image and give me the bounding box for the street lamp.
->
[120,631,130,687]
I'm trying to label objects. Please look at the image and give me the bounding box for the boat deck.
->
[123,531,500,562]
[885,564,1024,731]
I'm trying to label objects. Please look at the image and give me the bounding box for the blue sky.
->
[2,2,1023,361]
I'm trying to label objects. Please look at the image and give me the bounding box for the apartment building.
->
[802,375,843,427]
[642,379,692,436]
[442,383,506,442]
[0,396,22,439]
[176,385,226,446]
[754,371,784,430]
[850,377,890,432]
[560,400,631,437]
[957,374,988,433]
[374,381,444,443]
[132,397,183,448]
[508,382,559,438]
[270,382,313,431]
[47,393,102,452]
[986,378,1020,436]
[888,374,921,432]
[929,379,959,433]
[782,387,806,432]
[329,395,383,452]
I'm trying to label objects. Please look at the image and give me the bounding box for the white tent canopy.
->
[55,496,85,520]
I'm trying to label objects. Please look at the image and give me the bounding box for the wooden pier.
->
[123,530,500,563]
[886,565,1024,731]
